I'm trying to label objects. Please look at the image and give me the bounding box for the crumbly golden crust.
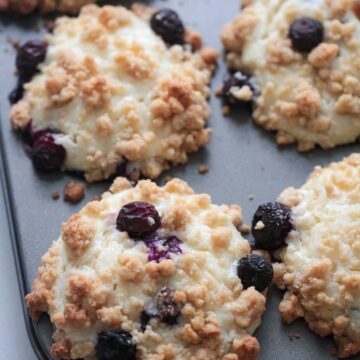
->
[10,4,217,182]
[0,0,97,14]
[221,0,360,151]
[275,154,360,358]
[26,178,267,360]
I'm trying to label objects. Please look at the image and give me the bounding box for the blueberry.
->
[156,286,182,325]
[289,17,324,53]
[237,254,274,292]
[222,72,256,106]
[141,287,183,330]
[252,202,293,251]
[116,202,161,238]
[150,9,185,45]
[95,331,136,360]
[16,40,47,77]
[31,132,66,171]
[9,74,32,104]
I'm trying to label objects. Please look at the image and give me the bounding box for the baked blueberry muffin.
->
[10,4,217,181]
[221,0,360,151]
[0,0,97,14]
[252,154,360,358]
[26,178,272,360]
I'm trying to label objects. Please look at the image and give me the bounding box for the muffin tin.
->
[0,0,358,359]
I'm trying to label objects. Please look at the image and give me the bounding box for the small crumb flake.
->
[198,164,208,174]
[92,195,101,201]
[51,191,60,200]
[215,86,223,97]
[64,181,85,203]
[222,105,230,115]
[288,332,301,341]
[248,194,255,201]
[240,224,251,234]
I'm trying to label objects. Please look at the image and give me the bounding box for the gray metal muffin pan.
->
[0,0,359,359]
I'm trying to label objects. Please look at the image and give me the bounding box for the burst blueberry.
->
[156,286,183,325]
[252,202,293,251]
[144,232,183,263]
[31,132,65,171]
[116,202,161,237]
[141,287,183,331]
[289,17,324,52]
[237,254,273,292]
[150,9,185,45]
[95,331,136,360]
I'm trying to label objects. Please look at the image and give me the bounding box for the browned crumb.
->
[92,195,101,201]
[288,332,301,341]
[353,1,360,20]
[64,182,85,203]
[242,0,253,8]
[215,86,223,97]
[198,164,209,174]
[240,223,251,235]
[52,191,60,200]
[199,47,219,65]
[222,105,230,115]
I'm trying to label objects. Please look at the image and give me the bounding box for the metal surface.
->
[0,1,359,359]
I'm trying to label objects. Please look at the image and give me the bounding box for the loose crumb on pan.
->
[288,332,301,341]
[52,191,60,200]
[198,164,209,174]
[215,86,223,97]
[240,223,251,235]
[64,182,85,203]
[248,194,255,201]
[92,195,101,201]
[222,105,231,115]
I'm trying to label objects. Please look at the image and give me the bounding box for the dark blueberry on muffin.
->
[289,17,324,52]
[96,331,136,360]
[252,202,293,251]
[237,254,274,292]
[31,132,66,171]
[117,202,161,238]
[150,9,185,45]
[16,40,47,77]
[222,72,256,106]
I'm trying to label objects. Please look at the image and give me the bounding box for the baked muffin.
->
[26,178,273,360]
[251,154,360,358]
[221,0,360,151]
[0,0,97,14]
[10,4,217,181]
